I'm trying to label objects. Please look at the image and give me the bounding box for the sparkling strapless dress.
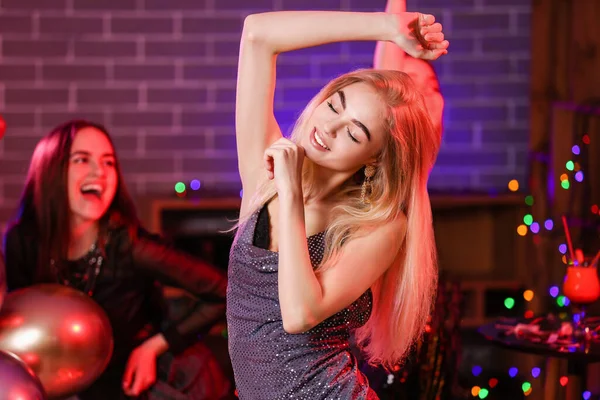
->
[226,205,377,399]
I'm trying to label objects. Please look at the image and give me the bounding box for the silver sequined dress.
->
[226,207,377,399]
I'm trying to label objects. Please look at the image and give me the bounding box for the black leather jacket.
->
[2,222,227,395]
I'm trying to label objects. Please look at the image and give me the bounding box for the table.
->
[479,317,600,400]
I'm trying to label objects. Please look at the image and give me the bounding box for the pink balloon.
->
[0,350,47,399]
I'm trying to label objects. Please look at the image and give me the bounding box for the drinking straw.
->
[591,250,600,267]
[562,215,576,265]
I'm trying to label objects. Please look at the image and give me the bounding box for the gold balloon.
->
[0,284,113,399]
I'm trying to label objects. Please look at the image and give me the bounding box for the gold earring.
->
[361,165,376,204]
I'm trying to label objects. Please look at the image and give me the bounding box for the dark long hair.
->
[14,120,139,281]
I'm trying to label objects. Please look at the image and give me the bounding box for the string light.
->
[557,296,570,307]
[504,298,515,309]
[190,179,201,190]
[522,382,531,392]
[523,290,534,301]
[583,134,590,144]
[560,376,568,386]
[174,182,186,193]
[531,367,541,378]
[488,378,498,388]
[472,365,482,377]
[518,137,590,240]
[524,310,534,319]
[549,286,559,298]
[478,388,489,399]
[559,244,567,254]
[560,173,569,182]
[525,195,534,206]
[530,222,540,234]
[508,367,518,378]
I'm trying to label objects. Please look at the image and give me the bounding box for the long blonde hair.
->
[241,69,441,369]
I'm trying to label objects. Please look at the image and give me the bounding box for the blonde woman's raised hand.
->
[389,12,449,61]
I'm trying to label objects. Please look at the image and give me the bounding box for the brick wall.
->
[0,0,531,231]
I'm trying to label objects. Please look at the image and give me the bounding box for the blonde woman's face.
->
[300,82,388,173]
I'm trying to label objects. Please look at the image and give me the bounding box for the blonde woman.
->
[226,9,449,399]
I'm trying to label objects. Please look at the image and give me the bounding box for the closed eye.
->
[347,128,359,144]
[327,101,338,114]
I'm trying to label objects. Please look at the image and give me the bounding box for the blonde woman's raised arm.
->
[235,11,447,211]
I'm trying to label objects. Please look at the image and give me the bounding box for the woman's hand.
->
[390,12,449,60]
[122,334,168,397]
[263,138,305,198]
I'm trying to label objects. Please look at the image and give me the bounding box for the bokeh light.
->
[566,161,574,171]
[583,135,590,144]
[508,179,519,192]
[560,376,568,386]
[174,182,186,193]
[190,179,201,190]
[525,195,534,206]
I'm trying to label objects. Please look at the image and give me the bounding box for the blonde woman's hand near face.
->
[390,12,449,60]
[263,138,305,199]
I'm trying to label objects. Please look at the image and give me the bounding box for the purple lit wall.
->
[0,0,531,229]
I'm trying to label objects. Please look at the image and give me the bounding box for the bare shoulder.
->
[356,212,407,243]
